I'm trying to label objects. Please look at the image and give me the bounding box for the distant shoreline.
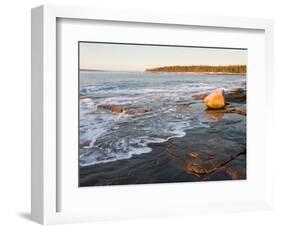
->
[145,71,246,76]
[79,69,246,75]
[146,65,247,75]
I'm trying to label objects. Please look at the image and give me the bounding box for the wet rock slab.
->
[80,111,246,186]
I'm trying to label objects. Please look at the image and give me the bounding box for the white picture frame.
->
[31,4,274,225]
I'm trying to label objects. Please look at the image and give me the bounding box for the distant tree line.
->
[145,65,247,73]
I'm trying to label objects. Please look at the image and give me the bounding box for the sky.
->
[79,42,247,72]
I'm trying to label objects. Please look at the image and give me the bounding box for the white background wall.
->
[0,0,280,229]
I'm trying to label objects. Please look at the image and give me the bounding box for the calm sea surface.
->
[79,71,246,166]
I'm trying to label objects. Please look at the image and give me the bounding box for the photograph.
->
[79,42,247,187]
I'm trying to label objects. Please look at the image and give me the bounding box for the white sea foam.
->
[79,110,191,166]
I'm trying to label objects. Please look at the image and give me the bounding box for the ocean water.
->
[79,71,246,166]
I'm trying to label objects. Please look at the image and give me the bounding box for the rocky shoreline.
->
[80,88,246,187]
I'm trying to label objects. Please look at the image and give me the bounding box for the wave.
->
[79,124,188,166]
[79,105,195,166]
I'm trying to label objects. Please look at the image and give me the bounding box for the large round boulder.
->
[204,89,225,109]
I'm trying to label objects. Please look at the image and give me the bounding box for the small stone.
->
[189,152,200,158]
[123,108,152,115]
[186,165,208,175]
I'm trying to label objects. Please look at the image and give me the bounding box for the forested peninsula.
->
[145,65,246,74]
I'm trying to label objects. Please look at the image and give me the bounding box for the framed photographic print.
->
[31,5,274,224]
[78,41,247,186]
